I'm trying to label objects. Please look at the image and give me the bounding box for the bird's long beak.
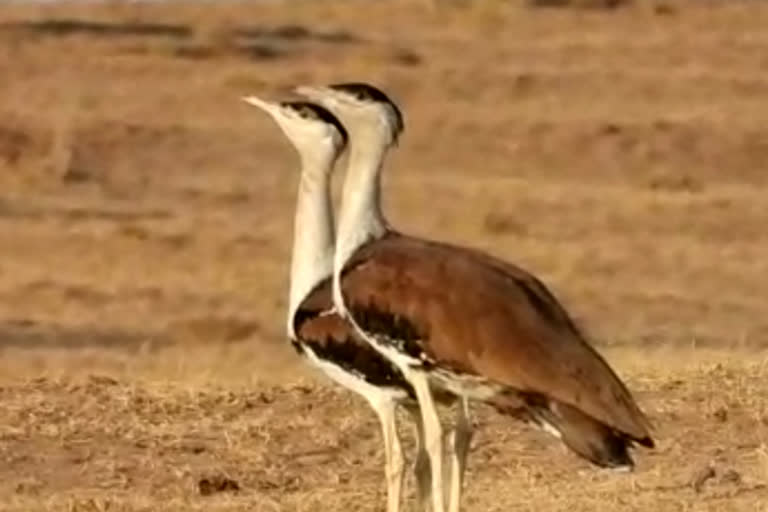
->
[242,95,280,116]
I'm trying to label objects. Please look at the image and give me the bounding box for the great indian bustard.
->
[241,95,436,512]
[296,82,655,512]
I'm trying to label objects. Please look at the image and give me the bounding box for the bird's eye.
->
[302,106,319,120]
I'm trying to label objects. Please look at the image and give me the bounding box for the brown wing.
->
[293,277,413,394]
[340,232,652,444]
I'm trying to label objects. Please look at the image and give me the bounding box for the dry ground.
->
[0,0,767,510]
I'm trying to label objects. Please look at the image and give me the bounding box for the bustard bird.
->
[296,82,655,512]
[241,96,435,512]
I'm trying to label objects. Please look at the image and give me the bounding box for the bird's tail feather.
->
[490,392,637,469]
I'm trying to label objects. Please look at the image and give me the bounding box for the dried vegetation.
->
[0,0,767,510]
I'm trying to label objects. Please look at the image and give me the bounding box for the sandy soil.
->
[0,0,766,510]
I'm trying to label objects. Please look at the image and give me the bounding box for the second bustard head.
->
[296,82,655,512]
[242,95,434,512]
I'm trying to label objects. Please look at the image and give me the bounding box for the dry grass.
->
[0,0,767,510]
[0,353,767,511]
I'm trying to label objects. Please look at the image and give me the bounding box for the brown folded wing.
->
[340,232,653,444]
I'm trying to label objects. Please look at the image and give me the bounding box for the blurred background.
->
[0,1,766,509]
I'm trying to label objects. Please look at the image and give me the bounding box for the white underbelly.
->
[299,343,410,403]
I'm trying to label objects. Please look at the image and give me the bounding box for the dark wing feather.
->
[340,232,653,444]
[294,277,413,394]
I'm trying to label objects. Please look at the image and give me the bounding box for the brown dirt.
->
[0,0,766,510]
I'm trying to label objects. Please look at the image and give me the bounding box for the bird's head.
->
[294,82,404,148]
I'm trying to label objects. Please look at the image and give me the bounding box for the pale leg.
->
[370,398,405,512]
[448,398,473,512]
[405,404,431,511]
[408,371,445,512]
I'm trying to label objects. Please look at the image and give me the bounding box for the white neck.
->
[287,150,336,339]
[333,126,390,311]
